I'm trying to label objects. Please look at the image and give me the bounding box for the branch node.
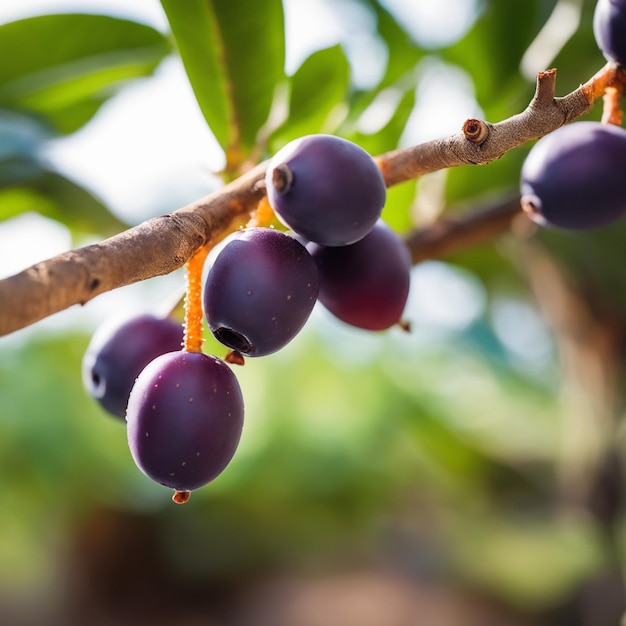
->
[462,118,490,144]
[532,68,557,107]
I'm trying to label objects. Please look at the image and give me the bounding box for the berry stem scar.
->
[271,163,293,194]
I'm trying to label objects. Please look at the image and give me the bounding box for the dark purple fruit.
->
[520,121,626,230]
[203,227,319,356]
[594,0,626,64]
[126,350,244,492]
[265,134,386,246]
[82,314,183,419]
[307,220,411,331]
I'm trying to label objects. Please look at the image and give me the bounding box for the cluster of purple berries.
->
[80,1,626,502]
[82,134,412,501]
[520,0,626,230]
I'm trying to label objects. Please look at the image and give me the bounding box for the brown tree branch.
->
[0,163,267,336]
[0,63,622,337]
[376,63,620,186]
[405,196,525,264]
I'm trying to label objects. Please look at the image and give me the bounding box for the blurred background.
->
[1,0,626,624]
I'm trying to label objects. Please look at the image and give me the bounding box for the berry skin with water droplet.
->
[126,351,244,493]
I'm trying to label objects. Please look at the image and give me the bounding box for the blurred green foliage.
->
[0,0,623,623]
[0,14,171,238]
[161,0,285,160]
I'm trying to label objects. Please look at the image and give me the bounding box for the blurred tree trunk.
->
[519,238,626,626]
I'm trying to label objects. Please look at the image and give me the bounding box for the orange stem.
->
[601,86,623,125]
[183,244,210,353]
[245,196,276,229]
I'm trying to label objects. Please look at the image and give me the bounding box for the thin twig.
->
[405,196,525,264]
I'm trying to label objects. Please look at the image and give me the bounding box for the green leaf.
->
[550,1,606,97]
[0,164,127,236]
[270,45,350,148]
[0,108,125,236]
[0,14,170,135]
[161,0,285,160]
[381,179,418,234]
[345,0,424,126]
[0,110,52,160]
[442,0,558,119]
[366,0,424,89]
[346,87,419,233]
[348,86,416,155]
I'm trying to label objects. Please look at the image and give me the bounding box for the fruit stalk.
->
[183,244,210,353]
[177,247,207,502]
[599,64,626,125]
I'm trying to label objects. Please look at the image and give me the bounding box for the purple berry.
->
[521,121,626,230]
[126,351,244,492]
[203,227,319,356]
[594,0,626,65]
[307,220,411,330]
[266,134,386,246]
[82,314,183,419]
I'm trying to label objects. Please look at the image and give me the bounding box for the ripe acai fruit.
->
[520,121,626,230]
[265,134,386,246]
[82,314,184,419]
[307,220,412,331]
[203,227,319,356]
[126,350,244,493]
[594,0,626,65]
